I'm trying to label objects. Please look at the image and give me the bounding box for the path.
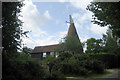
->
[67,70,120,80]
[102,70,120,78]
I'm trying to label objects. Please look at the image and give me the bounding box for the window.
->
[43,53,46,57]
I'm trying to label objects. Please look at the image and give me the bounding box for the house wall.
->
[30,53,43,60]
[30,51,59,59]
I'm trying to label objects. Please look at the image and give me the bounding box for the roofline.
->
[35,44,59,48]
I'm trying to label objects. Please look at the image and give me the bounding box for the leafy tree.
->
[22,46,32,55]
[86,30,120,54]
[2,2,28,55]
[87,2,120,37]
[66,36,83,54]
[102,29,120,54]
[85,38,103,53]
[60,36,83,54]
[2,2,46,80]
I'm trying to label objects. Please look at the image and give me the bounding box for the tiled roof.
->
[32,44,59,53]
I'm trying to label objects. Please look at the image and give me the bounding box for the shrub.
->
[76,54,104,74]
[44,71,66,80]
[50,53,104,76]
[3,53,45,80]
[58,52,72,60]
[89,59,104,74]
[88,53,120,68]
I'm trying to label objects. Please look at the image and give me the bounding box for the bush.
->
[88,53,120,68]
[88,59,104,73]
[44,71,66,80]
[3,53,45,80]
[58,52,72,60]
[50,53,104,76]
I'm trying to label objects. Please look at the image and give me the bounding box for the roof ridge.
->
[35,44,59,48]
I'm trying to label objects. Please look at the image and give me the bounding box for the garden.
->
[2,1,120,80]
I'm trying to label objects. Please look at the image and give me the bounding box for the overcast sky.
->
[19,0,108,49]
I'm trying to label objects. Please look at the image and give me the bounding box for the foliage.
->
[43,55,66,80]
[48,53,104,76]
[58,52,72,60]
[2,2,46,80]
[2,2,29,55]
[87,2,120,37]
[43,55,56,72]
[74,54,104,74]
[44,71,66,80]
[58,36,83,54]
[88,53,120,68]
[85,29,120,55]
[85,38,103,53]
[2,53,45,80]
[22,46,33,55]
[101,29,120,54]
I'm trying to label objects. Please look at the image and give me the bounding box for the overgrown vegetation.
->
[63,36,83,54]
[87,53,120,69]
[3,53,45,80]
[2,2,45,80]
[85,2,120,70]
[2,1,120,80]
[86,29,120,55]
[43,53,104,77]
[43,52,120,78]
[87,2,120,38]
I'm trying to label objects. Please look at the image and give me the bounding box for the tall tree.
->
[64,36,83,54]
[2,2,46,80]
[2,2,28,55]
[85,38,103,53]
[85,30,120,54]
[102,29,119,54]
[87,2,120,38]
[22,46,32,55]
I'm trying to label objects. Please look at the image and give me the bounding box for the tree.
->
[85,38,103,53]
[2,2,46,80]
[57,35,83,55]
[64,36,83,54]
[102,29,120,54]
[58,15,83,54]
[22,46,32,55]
[2,2,28,55]
[87,2,120,38]
[85,30,120,54]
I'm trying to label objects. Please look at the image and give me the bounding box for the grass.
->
[66,70,113,79]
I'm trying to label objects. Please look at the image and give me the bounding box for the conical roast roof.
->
[67,15,79,38]
[66,15,83,54]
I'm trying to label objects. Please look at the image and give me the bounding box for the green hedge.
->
[87,53,120,69]
[44,52,120,77]
[48,53,104,76]
[3,53,45,80]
